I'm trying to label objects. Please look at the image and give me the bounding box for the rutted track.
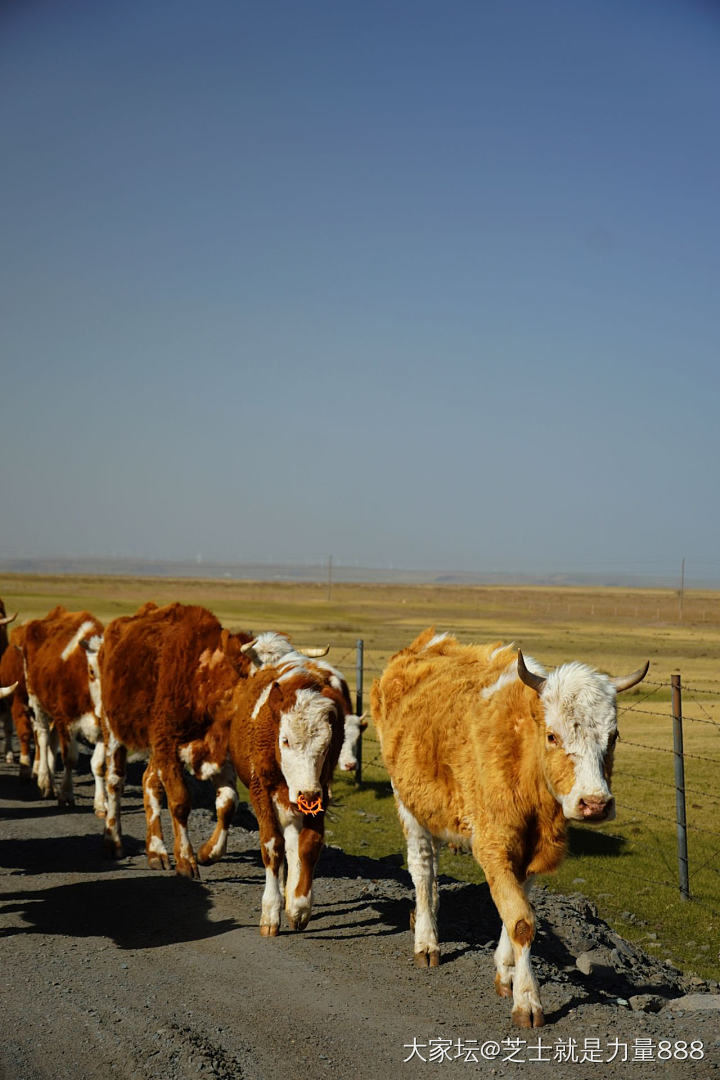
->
[1,760,718,1080]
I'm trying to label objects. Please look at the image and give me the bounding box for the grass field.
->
[3,573,719,982]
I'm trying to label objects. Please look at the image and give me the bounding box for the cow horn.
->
[299,645,330,658]
[0,681,18,699]
[610,660,650,693]
[0,612,18,627]
[517,650,546,694]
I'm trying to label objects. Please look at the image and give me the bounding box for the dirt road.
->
[1,760,718,1080]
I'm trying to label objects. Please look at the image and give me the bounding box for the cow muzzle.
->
[577,795,615,823]
[296,790,324,816]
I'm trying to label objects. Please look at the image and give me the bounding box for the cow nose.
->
[296,790,324,816]
[579,796,613,820]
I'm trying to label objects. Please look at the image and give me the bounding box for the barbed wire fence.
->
[348,641,720,908]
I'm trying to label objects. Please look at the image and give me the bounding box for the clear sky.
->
[2,0,719,581]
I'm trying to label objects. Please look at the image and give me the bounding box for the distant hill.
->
[0,556,713,590]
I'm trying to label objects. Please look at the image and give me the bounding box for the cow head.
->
[270,682,335,810]
[241,633,329,672]
[338,714,368,771]
[518,650,648,823]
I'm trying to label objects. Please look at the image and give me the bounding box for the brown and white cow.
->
[371,628,648,1028]
[0,637,33,780]
[0,599,19,764]
[224,658,345,935]
[240,631,366,774]
[12,606,105,811]
[84,602,254,877]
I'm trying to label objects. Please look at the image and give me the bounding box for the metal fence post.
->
[355,639,364,785]
[671,673,690,900]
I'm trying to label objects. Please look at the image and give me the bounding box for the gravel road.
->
[1,758,718,1080]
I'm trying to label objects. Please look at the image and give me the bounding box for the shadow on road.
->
[0,875,235,949]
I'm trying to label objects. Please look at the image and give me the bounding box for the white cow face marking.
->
[539,663,617,823]
[278,689,333,806]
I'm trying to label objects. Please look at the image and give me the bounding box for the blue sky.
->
[2,0,719,581]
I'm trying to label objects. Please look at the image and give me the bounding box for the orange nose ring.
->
[297,794,323,816]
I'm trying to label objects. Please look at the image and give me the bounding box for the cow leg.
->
[254,788,285,936]
[284,815,324,931]
[29,699,56,798]
[397,796,440,967]
[143,758,170,871]
[57,732,78,808]
[159,755,199,879]
[2,706,13,763]
[90,740,107,818]
[484,868,544,1028]
[16,707,33,781]
[198,759,238,865]
[103,731,127,859]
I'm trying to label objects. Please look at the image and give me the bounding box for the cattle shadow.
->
[0,875,236,950]
[567,826,627,857]
[0,830,145,875]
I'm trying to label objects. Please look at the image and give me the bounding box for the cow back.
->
[99,602,252,750]
[20,608,103,724]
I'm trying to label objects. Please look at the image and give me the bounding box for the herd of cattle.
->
[0,597,649,1028]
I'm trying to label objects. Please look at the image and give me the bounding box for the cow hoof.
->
[5,752,14,764]
[197,842,223,865]
[175,860,200,880]
[512,1007,545,1029]
[494,975,513,999]
[260,924,279,938]
[147,853,171,871]
[103,840,124,861]
[413,949,440,968]
[286,913,311,932]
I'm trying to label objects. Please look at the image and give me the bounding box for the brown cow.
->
[84,602,254,877]
[239,631,366,774]
[13,606,105,811]
[371,628,648,1028]
[0,637,33,780]
[224,658,345,934]
[0,599,19,764]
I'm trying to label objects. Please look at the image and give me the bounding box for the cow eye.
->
[281,737,290,748]
[609,730,619,747]
[546,732,557,746]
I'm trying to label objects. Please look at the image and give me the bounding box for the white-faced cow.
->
[371,628,648,1028]
[13,607,105,812]
[84,602,254,877]
[240,631,366,775]
[224,657,345,935]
